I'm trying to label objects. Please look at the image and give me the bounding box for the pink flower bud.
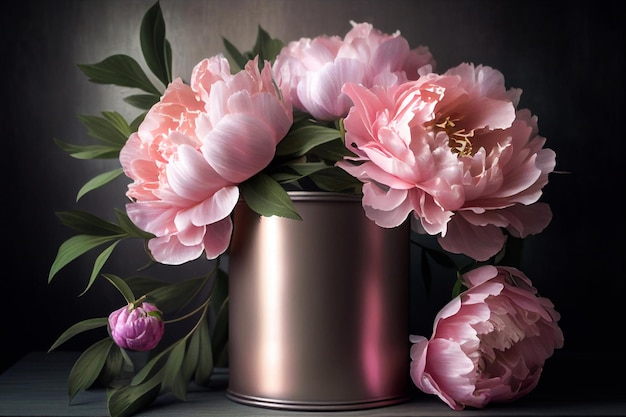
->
[108,302,164,351]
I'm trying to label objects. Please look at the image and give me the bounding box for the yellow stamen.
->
[435,116,475,157]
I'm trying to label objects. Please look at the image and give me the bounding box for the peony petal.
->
[167,143,228,201]
[438,214,506,261]
[126,201,178,237]
[421,339,478,410]
[174,221,205,246]
[185,186,239,227]
[503,202,552,238]
[147,234,205,265]
[203,217,233,259]
[202,113,277,183]
[298,58,365,120]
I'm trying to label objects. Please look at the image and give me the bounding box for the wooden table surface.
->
[1,351,625,417]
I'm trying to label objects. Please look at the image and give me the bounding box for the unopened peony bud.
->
[108,302,164,351]
[410,265,564,410]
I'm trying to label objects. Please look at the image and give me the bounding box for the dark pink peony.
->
[272,21,434,121]
[119,55,292,265]
[409,265,564,410]
[108,302,165,352]
[338,63,555,261]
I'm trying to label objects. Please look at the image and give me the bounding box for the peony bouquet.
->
[49,2,563,416]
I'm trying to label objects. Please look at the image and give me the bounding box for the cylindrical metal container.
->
[227,191,410,410]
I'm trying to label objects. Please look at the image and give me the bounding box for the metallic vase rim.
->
[286,190,362,202]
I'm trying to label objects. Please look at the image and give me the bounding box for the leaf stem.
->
[162,260,219,325]
[163,297,209,324]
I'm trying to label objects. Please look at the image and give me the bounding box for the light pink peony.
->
[409,265,564,410]
[431,64,556,260]
[119,55,292,265]
[272,21,434,121]
[108,302,165,352]
[337,63,555,261]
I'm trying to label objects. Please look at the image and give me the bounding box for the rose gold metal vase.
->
[227,192,410,410]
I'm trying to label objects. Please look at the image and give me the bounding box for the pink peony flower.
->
[337,72,465,235]
[108,302,165,352]
[119,55,292,265]
[337,63,555,261]
[272,21,435,121]
[409,265,564,410]
[430,64,556,260]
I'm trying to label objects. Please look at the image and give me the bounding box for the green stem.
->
[186,302,209,336]
[131,294,147,308]
[163,297,210,324]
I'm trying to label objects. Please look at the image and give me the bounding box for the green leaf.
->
[251,26,284,63]
[210,297,229,368]
[49,235,120,283]
[146,276,206,316]
[223,25,282,72]
[208,269,229,367]
[309,167,363,194]
[48,317,108,352]
[125,276,169,297]
[239,173,302,220]
[451,272,466,298]
[283,161,331,178]
[107,369,163,417]
[222,37,248,71]
[55,210,125,235]
[310,137,356,162]
[103,111,134,137]
[194,316,213,386]
[275,124,342,158]
[182,327,200,384]
[214,341,228,369]
[123,94,160,110]
[77,112,132,147]
[131,347,169,386]
[130,113,147,131]
[78,54,162,95]
[68,338,114,403]
[140,0,172,87]
[81,240,122,295]
[162,340,187,400]
[102,273,136,304]
[208,268,228,313]
[114,209,154,239]
[99,346,131,387]
[53,138,121,159]
[76,168,124,201]
[271,170,305,184]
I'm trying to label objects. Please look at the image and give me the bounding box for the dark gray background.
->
[2,0,624,400]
